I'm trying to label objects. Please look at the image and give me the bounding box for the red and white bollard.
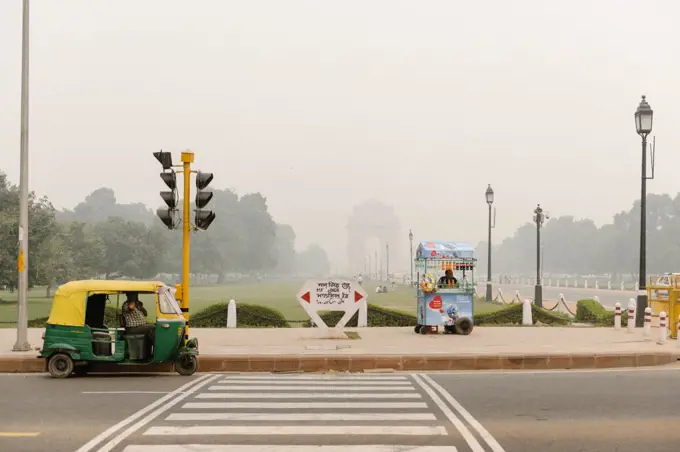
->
[643,307,652,338]
[658,311,667,344]
[627,299,636,333]
[614,302,622,331]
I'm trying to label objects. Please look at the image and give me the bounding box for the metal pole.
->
[534,209,543,308]
[409,234,413,286]
[486,203,493,301]
[180,151,194,343]
[13,0,31,352]
[636,135,648,326]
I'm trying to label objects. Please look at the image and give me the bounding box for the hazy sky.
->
[2,0,679,272]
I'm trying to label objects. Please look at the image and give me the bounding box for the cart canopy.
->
[416,241,475,260]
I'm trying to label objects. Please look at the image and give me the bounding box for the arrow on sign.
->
[301,292,311,303]
[354,291,364,303]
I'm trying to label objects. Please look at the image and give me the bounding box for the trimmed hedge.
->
[474,303,571,326]
[303,304,417,328]
[191,302,290,328]
[576,299,628,326]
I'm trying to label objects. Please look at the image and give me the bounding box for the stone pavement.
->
[0,326,678,373]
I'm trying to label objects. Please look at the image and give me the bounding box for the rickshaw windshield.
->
[158,287,183,315]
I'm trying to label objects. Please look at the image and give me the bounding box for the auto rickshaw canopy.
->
[46,280,166,327]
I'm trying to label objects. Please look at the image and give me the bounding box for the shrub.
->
[191,302,290,328]
[474,303,571,326]
[303,304,417,328]
[575,299,628,326]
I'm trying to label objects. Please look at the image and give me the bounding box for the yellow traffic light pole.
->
[179,150,194,342]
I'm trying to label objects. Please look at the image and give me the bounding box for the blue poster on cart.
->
[417,291,473,326]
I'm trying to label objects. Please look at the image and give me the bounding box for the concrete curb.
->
[1,352,678,373]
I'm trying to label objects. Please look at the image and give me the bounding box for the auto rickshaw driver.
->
[122,292,155,350]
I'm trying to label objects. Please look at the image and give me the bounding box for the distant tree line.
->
[475,193,680,279]
[0,171,330,294]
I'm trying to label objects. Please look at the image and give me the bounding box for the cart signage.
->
[297,279,368,328]
[428,296,443,310]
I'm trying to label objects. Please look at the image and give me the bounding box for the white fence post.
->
[607,281,611,290]
[497,288,504,303]
[635,281,639,291]
[658,311,667,344]
[643,307,652,338]
[585,280,589,289]
[627,299,636,333]
[556,279,560,288]
[358,302,368,327]
[620,281,624,291]
[227,299,237,328]
[522,299,532,325]
[614,302,621,331]
[595,280,599,290]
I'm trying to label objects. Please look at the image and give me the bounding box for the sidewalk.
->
[1,326,678,373]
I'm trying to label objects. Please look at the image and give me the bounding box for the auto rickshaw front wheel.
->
[47,353,74,378]
[175,355,198,376]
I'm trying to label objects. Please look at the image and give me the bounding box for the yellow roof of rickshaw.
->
[47,280,166,326]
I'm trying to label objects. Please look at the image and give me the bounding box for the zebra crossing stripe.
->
[206,385,415,391]
[165,412,437,421]
[182,401,429,409]
[215,380,411,385]
[218,375,408,381]
[195,392,422,399]
[143,425,449,436]
[122,445,458,452]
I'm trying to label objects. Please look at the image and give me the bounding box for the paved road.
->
[485,282,636,308]
[4,367,680,451]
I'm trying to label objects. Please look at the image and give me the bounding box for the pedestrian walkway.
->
[110,373,489,452]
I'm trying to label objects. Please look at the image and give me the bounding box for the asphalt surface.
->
[488,282,636,308]
[3,367,680,451]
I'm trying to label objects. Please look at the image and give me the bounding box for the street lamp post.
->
[13,0,31,352]
[409,229,414,285]
[635,95,653,326]
[533,204,547,308]
[485,185,495,301]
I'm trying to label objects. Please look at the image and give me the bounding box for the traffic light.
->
[154,151,179,229]
[195,171,215,230]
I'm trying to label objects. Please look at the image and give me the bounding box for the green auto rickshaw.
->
[39,280,199,378]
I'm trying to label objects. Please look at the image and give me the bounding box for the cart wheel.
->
[420,326,429,335]
[455,317,473,335]
[444,325,456,334]
[47,353,74,378]
[414,325,422,334]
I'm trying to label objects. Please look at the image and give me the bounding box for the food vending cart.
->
[414,241,475,335]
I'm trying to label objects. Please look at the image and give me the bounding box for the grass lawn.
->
[0,281,502,327]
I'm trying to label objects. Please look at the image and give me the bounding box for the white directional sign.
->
[296,280,368,328]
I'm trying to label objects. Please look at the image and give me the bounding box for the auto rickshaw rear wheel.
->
[414,324,422,334]
[47,353,74,378]
[175,355,198,376]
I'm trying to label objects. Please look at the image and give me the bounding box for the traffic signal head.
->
[153,150,173,170]
[194,171,215,230]
[156,207,178,229]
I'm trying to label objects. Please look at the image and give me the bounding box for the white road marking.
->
[183,401,429,409]
[208,385,415,391]
[196,392,422,399]
[166,412,438,421]
[219,375,408,380]
[412,374,485,452]
[143,425,449,436]
[215,379,411,385]
[77,374,221,452]
[421,374,506,452]
[423,366,680,376]
[74,374,214,452]
[122,445,458,452]
[82,391,175,395]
